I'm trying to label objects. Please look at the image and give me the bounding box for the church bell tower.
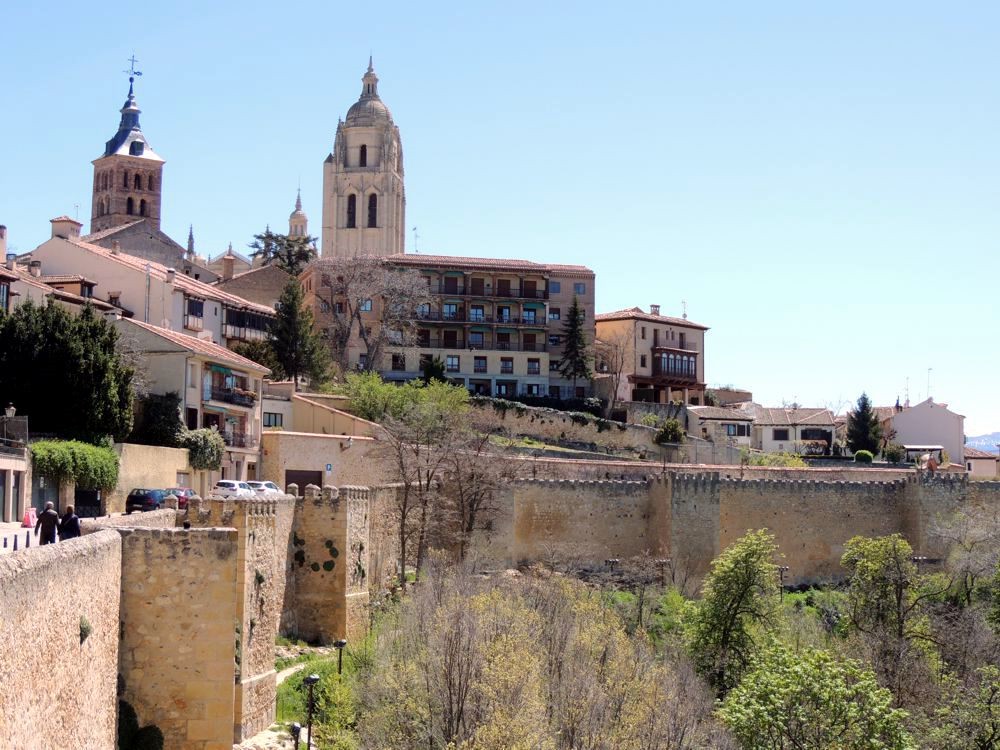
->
[90,73,164,234]
[321,59,405,258]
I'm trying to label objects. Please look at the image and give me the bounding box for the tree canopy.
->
[248,228,317,275]
[271,277,328,388]
[847,392,883,456]
[558,295,591,389]
[0,301,133,443]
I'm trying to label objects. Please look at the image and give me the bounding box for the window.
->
[319,300,331,313]
[263,412,284,428]
[474,356,487,373]
[549,281,561,294]
[123,171,129,188]
[148,175,155,191]
[497,306,511,322]
[139,199,147,217]
[134,174,142,190]
[346,194,357,228]
[186,298,204,317]
[575,386,585,398]
[446,355,460,372]
[496,382,511,396]
[0,281,8,314]
[391,354,406,371]
[524,384,540,395]
[443,303,458,320]
[549,307,561,321]
[126,197,134,215]
[773,428,790,441]
[549,385,561,398]
[469,331,484,348]
[725,424,737,437]
[737,424,749,437]
[549,359,561,371]
[500,357,514,374]
[574,282,586,294]
[359,144,367,167]
[417,303,430,318]
[359,353,368,369]
[367,194,378,228]
[360,299,372,312]
[548,334,561,346]
[640,354,647,368]
[470,305,484,322]
[335,301,345,314]
[527,358,540,375]
[641,326,646,340]
[523,309,536,324]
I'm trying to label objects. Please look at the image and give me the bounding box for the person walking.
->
[34,502,59,545]
[58,505,81,541]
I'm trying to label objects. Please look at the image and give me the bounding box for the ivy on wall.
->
[30,440,119,490]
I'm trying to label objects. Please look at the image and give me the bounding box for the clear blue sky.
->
[3,2,998,434]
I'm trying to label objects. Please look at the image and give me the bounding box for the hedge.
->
[31,440,119,490]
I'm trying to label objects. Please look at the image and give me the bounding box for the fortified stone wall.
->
[290,485,348,643]
[81,507,179,534]
[0,530,121,750]
[118,526,240,750]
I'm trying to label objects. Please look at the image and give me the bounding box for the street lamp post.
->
[333,638,348,676]
[778,565,790,600]
[304,673,320,748]
[289,722,301,749]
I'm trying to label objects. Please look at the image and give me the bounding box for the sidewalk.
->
[0,520,37,554]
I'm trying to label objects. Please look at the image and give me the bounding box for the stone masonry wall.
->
[81,507,179,534]
[0,530,121,750]
[118,527,239,750]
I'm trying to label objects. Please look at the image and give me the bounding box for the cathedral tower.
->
[289,189,308,237]
[90,76,164,234]
[321,59,405,258]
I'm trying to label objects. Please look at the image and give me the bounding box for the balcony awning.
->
[209,364,233,374]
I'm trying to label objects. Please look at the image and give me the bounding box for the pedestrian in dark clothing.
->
[58,505,81,541]
[34,502,59,545]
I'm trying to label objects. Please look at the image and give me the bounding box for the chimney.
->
[650,304,660,316]
[50,216,82,240]
[165,268,176,285]
[0,225,7,258]
[28,260,42,278]
[110,240,121,255]
[5,255,14,271]
[222,254,235,281]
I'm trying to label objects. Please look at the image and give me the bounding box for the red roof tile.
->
[121,318,270,373]
[596,306,709,330]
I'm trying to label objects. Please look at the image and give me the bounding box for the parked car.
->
[212,480,254,499]
[247,481,281,497]
[165,487,195,510]
[125,489,169,514]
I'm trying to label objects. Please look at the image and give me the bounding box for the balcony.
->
[649,367,698,383]
[184,314,204,332]
[223,430,256,449]
[209,386,257,408]
[223,324,268,343]
[425,283,550,300]
[417,337,548,353]
[416,311,546,327]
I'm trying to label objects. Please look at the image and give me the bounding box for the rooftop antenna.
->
[412,226,420,253]
[681,299,688,319]
[74,203,79,220]
[927,367,932,402]
[905,376,910,408]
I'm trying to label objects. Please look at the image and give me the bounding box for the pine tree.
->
[847,392,883,455]
[270,279,328,389]
[248,229,317,275]
[558,295,591,391]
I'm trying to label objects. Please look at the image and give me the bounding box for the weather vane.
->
[123,54,143,81]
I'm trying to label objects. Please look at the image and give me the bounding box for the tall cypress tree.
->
[558,295,591,392]
[270,279,327,389]
[847,392,883,455]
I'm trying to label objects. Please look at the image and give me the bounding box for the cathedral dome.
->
[344,58,393,125]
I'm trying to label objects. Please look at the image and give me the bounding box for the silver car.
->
[246,481,281,497]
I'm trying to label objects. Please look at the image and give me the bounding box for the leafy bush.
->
[129,392,183,447]
[854,449,874,464]
[180,427,225,471]
[639,413,660,427]
[654,418,685,445]
[883,443,905,463]
[30,440,119,490]
[739,449,807,468]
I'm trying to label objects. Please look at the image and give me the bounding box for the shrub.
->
[639,413,660,427]
[654,418,685,445]
[180,427,225,471]
[129,392,183,447]
[854,449,874,464]
[30,440,119,490]
[882,443,905,463]
[79,615,92,644]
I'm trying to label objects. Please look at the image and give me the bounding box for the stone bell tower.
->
[321,58,405,258]
[90,74,164,234]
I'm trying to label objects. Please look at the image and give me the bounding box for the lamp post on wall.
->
[304,673,320,748]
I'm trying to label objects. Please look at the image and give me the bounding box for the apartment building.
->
[25,217,274,348]
[301,254,595,398]
[595,305,708,405]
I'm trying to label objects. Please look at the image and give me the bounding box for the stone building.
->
[321,59,405,258]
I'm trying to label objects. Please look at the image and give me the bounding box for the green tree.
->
[989,559,1000,637]
[717,644,914,750]
[271,278,328,389]
[847,392,883,456]
[231,340,285,380]
[688,529,781,696]
[248,228,317,275]
[654,417,685,444]
[0,301,133,443]
[558,296,591,391]
[420,355,447,383]
[927,667,1000,750]
[130,392,183,447]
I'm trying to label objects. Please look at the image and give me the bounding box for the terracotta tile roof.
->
[120,318,270,374]
[0,268,18,283]
[50,216,82,225]
[65,238,275,316]
[39,274,97,285]
[964,446,998,460]
[382,253,593,275]
[688,406,753,421]
[754,407,835,427]
[81,220,146,243]
[595,306,709,331]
